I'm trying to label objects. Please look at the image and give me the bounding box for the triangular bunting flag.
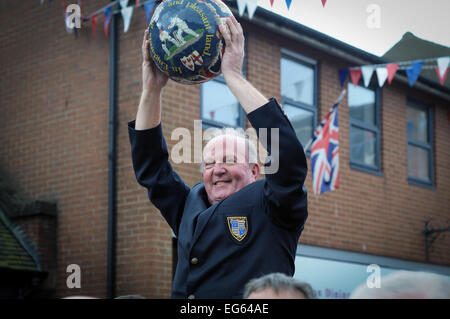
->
[144,1,155,24]
[236,0,246,16]
[435,66,449,85]
[270,0,275,6]
[321,0,327,7]
[104,6,112,37]
[436,57,450,78]
[375,67,388,87]
[349,68,362,87]
[338,69,349,87]
[120,0,133,33]
[386,63,398,85]
[406,61,423,87]
[285,0,292,10]
[246,0,258,19]
[91,14,98,36]
[361,66,374,87]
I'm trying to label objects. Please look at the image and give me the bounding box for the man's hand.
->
[219,16,245,83]
[218,16,268,114]
[136,29,169,130]
[142,28,169,93]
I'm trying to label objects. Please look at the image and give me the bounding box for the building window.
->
[280,50,318,151]
[201,37,247,129]
[348,84,381,173]
[407,98,433,186]
[201,75,245,129]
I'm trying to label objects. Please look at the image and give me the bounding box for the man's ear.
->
[251,163,260,181]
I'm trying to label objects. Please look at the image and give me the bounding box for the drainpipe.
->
[107,1,118,300]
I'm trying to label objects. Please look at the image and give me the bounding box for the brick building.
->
[0,0,449,298]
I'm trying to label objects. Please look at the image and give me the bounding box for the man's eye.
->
[205,162,214,168]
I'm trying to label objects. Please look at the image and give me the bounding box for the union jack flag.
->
[310,90,346,195]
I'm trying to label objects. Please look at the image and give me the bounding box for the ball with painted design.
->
[148,0,233,84]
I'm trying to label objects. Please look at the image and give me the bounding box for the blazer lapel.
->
[188,184,220,246]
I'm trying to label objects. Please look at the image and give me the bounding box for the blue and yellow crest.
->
[227,217,248,242]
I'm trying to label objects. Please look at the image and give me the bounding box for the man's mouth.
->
[214,180,231,185]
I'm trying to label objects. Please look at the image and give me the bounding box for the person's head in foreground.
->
[243,273,316,299]
[202,128,260,205]
[350,271,450,299]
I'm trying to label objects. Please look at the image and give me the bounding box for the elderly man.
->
[128,16,308,298]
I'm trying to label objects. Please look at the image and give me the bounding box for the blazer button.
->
[188,294,195,299]
[190,257,199,265]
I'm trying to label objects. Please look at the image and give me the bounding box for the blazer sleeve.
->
[128,121,190,236]
[246,98,308,230]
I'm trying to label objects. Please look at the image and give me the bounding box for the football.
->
[148,0,233,84]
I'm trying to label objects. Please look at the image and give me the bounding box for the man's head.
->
[350,271,450,299]
[202,128,260,205]
[243,273,316,299]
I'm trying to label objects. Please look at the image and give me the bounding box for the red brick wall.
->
[0,0,448,298]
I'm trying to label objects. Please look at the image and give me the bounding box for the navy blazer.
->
[128,98,308,298]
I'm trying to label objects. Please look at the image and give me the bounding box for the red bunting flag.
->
[435,66,449,85]
[386,63,398,85]
[321,0,327,7]
[91,14,98,36]
[349,68,362,87]
[270,0,274,6]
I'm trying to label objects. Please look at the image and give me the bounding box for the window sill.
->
[350,162,384,177]
[408,178,436,190]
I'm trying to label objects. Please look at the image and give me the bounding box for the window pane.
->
[283,103,314,148]
[407,145,430,181]
[201,80,240,126]
[348,84,375,125]
[407,103,428,143]
[350,127,376,166]
[281,57,314,106]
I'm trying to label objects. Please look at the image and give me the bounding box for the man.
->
[244,273,316,299]
[128,15,308,298]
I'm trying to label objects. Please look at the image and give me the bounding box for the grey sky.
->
[257,0,450,56]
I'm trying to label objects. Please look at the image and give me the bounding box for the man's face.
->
[202,135,259,205]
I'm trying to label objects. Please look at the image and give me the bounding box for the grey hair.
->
[350,271,450,299]
[200,127,258,172]
[243,273,316,299]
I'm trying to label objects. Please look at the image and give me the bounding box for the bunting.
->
[339,57,449,88]
[43,0,332,36]
[40,0,157,38]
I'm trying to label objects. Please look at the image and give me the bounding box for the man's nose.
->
[212,163,227,174]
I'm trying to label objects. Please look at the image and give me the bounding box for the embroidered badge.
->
[227,217,248,242]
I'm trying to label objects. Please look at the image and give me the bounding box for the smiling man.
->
[128,15,308,298]
[201,132,260,205]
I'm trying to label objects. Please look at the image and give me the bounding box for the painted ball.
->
[148,0,233,84]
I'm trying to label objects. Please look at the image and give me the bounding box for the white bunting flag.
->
[120,0,133,33]
[437,57,450,78]
[236,0,247,16]
[246,0,259,19]
[375,67,388,87]
[361,66,374,87]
